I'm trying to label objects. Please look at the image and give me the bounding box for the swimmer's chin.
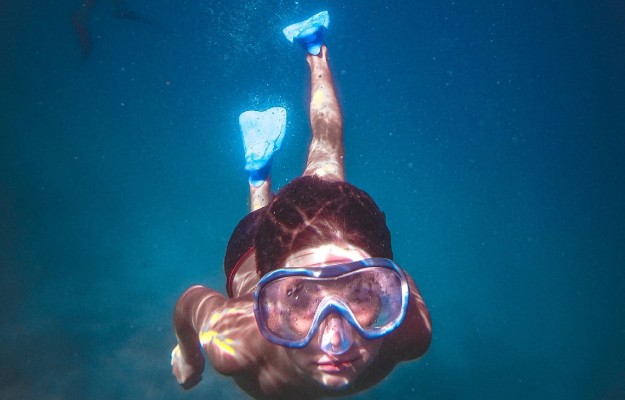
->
[315,373,352,390]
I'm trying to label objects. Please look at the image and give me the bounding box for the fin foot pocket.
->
[282,11,330,55]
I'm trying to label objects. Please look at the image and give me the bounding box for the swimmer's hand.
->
[171,344,205,389]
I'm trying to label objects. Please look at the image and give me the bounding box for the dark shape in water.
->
[71,0,154,60]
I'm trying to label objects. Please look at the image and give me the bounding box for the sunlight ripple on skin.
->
[200,303,258,367]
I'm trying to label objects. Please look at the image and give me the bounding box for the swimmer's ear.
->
[239,107,287,187]
[282,11,330,55]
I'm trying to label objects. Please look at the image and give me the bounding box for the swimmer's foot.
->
[282,11,330,56]
[307,45,329,69]
[239,107,287,187]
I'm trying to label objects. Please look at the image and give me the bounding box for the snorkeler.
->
[171,11,432,399]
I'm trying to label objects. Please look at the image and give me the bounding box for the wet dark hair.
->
[254,175,393,275]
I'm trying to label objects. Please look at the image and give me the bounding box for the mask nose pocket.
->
[319,314,354,355]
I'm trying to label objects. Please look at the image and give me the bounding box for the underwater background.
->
[2,0,624,399]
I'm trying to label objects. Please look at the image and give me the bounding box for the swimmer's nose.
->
[319,314,354,356]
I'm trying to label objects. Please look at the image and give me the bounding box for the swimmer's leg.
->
[249,180,272,212]
[303,45,345,181]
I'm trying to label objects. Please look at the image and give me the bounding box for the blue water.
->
[2,1,624,399]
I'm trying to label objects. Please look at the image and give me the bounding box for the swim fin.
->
[239,107,287,186]
[282,11,329,56]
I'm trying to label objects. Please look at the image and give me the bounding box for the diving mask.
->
[253,258,409,349]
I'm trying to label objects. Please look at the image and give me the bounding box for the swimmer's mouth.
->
[316,357,358,372]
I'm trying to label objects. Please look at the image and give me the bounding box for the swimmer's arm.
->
[172,286,260,388]
[383,274,432,361]
[198,292,263,376]
[172,285,224,389]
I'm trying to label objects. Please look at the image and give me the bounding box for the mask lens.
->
[257,277,320,341]
[339,268,404,329]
